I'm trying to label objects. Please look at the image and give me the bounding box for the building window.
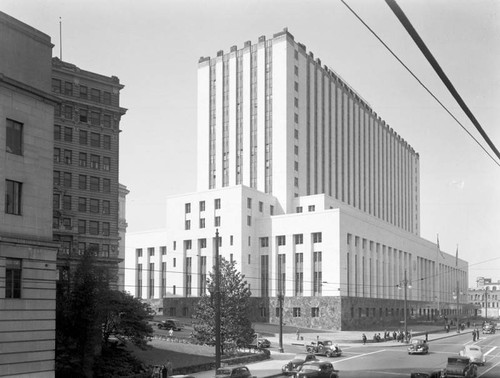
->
[294,234,303,245]
[103,135,111,149]
[89,221,99,235]
[137,248,143,257]
[247,215,252,226]
[6,119,23,155]
[63,105,73,120]
[6,259,22,298]
[90,133,100,148]
[54,125,61,140]
[184,240,192,250]
[79,108,88,123]
[259,201,263,212]
[294,177,299,187]
[103,114,112,128]
[103,91,111,105]
[90,177,100,191]
[52,78,61,93]
[64,150,72,164]
[5,180,22,215]
[78,175,87,190]
[214,216,221,227]
[79,152,87,167]
[173,258,176,267]
[294,145,298,155]
[78,220,86,234]
[90,111,100,126]
[214,198,221,209]
[308,205,315,212]
[260,237,269,247]
[91,88,101,102]
[311,307,320,317]
[54,148,60,162]
[277,235,286,246]
[90,155,100,169]
[103,200,110,214]
[185,203,191,213]
[293,307,301,317]
[102,222,110,236]
[62,195,71,210]
[62,217,71,230]
[247,198,252,209]
[270,205,274,215]
[161,246,166,255]
[79,130,88,145]
[64,81,73,95]
[78,197,87,212]
[199,238,207,248]
[53,193,60,209]
[185,220,191,230]
[79,85,87,98]
[296,206,302,213]
[90,198,99,213]
[103,179,110,193]
[64,126,73,142]
[102,157,110,171]
[199,200,205,211]
[199,218,205,228]
[312,232,322,243]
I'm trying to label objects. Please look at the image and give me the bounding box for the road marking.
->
[478,358,500,377]
[484,346,497,356]
[335,349,386,362]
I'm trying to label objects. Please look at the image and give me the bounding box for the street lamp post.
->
[485,287,489,322]
[214,229,221,368]
[397,269,412,343]
[452,283,463,333]
[278,293,284,353]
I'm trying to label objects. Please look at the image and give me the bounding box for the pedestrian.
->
[296,328,300,340]
[393,330,397,340]
[362,333,367,345]
[168,328,173,337]
[425,332,428,342]
[473,330,476,342]
[166,360,173,377]
[161,365,167,378]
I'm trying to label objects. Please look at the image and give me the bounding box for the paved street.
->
[188,328,500,378]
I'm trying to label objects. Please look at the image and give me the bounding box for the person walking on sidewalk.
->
[362,333,367,345]
[296,328,301,340]
[473,330,476,342]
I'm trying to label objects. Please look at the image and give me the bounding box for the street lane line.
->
[478,358,500,378]
[335,349,386,363]
[484,346,497,356]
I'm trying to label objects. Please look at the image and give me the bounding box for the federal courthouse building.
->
[127,29,469,330]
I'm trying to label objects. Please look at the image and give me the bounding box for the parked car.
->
[157,319,182,331]
[441,357,477,378]
[306,340,342,357]
[459,345,485,365]
[408,338,429,355]
[215,366,254,378]
[256,338,271,348]
[295,361,340,378]
[282,353,318,375]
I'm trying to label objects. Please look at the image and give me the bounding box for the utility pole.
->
[215,229,221,368]
[456,280,460,333]
[485,286,488,322]
[278,292,284,353]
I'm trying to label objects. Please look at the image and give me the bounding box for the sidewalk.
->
[187,327,472,378]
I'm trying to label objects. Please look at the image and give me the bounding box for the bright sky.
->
[3,0,499,287]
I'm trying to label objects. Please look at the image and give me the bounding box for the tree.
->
[56,249,153,377]
[192,258,255,353]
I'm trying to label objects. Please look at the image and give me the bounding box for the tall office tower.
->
[51,58,127,287]
[0,11,59,377]
[197,28,420,235]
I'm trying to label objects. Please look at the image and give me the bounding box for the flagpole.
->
[436,235,440,318]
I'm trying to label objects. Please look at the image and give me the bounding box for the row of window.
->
[184,198,275,215]
[57,242,112,258]
[261,232,322,247]
[296,205,316,213]
[52,79,113,105]
[54,171,111,192]
[54,194,110,214]
[54,149,111,170]
[55,105,115,128]
[55,125,112,149]
[53,217,110,236]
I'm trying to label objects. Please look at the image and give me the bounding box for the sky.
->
[3,0,499,287]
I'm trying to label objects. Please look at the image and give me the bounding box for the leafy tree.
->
[192,258,254,353]
[56,249,153,377]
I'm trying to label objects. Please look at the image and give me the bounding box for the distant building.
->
[468,277,500,319]
[51,58,127,287]
[127,29,470,329]
[0,11,59,377]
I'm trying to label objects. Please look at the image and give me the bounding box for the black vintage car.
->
[296,361,339,378]
[282,353,318,375]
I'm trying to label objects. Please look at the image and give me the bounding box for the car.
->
[482,322,496,334]
[282,353,318,375]
[215,365,254,378]
[306,340,342,357]
[408,338,429,355]
[459,345,485,365]
[157,319,182,331]
[295,361,340,378]
[256,338,271,348]
[442,357,477,378]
